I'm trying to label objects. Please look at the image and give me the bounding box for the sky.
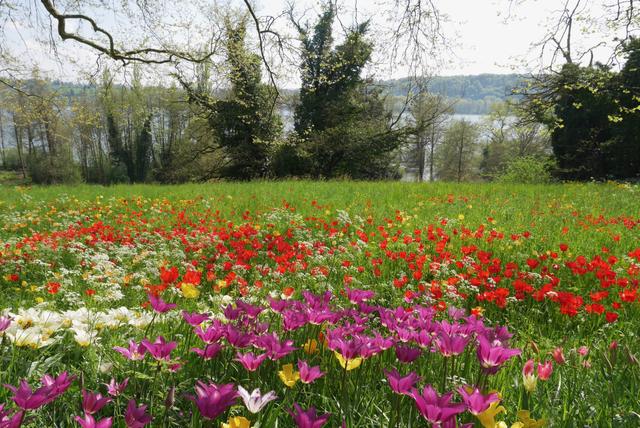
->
[1,0,622,84]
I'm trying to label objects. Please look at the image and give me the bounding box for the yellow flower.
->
[303,339,319,354]
[35,297,44,304]
[497,423,524,428]
[181,283,200,299]
[517,410,546,428]
[477,400,507,428]
[458,214,465,220]
[221,416,251,428]
[216,279,228,289]
[334,351,363,371]
[523,374,537,393]
[278,363,300,388]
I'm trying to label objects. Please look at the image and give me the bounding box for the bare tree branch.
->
[39,0,218,65]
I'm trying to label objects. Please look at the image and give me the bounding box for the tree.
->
[214,17,281,179]
[407,92,453,181]
[436,119,480,182]
[610,38,640,179]
[289,3,403,179]
[479,101,550,180]
[101,67,154,183]
[180,15,282,180]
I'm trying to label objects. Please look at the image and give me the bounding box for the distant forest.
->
[47,73,525,116]
[384,74,524,114]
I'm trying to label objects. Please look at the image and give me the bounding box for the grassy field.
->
[0,181,638,427]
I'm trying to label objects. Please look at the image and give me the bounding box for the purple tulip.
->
[268,296,288,313]
[191,343,223,360]
[410,385,466,425]
[235,300,265,318]
[282,310,309,331]
[0,316,12,333]
[434,332,470,357]
[181,311,209,326]
[345,287,375,304]
[255,333,297,360]
[327,335,364,360]
[476,334,521,374]
[41,372,76,401]
[141,336,177,361]
[4,381,49,410]
[113,340,147,361]
[194,322,225,344]
[81,389,112,414]
[288,403,331,428]
[105,378,128,397]
[187,381,238,420]
[225,325,253,348]
[223,305,243,321]
[124,400,152,428]
[0,403,23,428]
[75,413,113,428]
[447,306,467,320]
[298,360,325,384]
[235,352,268,371]
[384,368,421,396]
[395,345,422,363]
[457,386,499,415]
[147,293,176,313]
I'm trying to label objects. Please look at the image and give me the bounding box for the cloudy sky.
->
[2,0,621,83]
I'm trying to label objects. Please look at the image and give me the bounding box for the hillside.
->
[382,73,526,114]
[40,74,527,115]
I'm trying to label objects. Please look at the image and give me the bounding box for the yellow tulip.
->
[303,339,319,355]
[278,363,300,388]
[523,374,537,393]
[181,283,200,299]
[517,410,546,428]
[221,416,251,428]
[477,400,507,428]
[334,351,363,371]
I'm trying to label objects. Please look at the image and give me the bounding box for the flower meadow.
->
[0,181,638,427]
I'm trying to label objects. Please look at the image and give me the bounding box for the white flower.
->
[71,327,98,347]
[9,327,54,349]
[237,386,277,413]
[128,312,153,329]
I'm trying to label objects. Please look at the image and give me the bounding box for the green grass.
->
[0,181,638,427]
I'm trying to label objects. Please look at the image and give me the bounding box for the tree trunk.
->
[429,125,436,182]
[12,113,26,179]
[417,139,425,182]
[0,112,6,169]
[457,124,466,183]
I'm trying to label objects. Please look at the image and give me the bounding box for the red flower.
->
[47,282,61,294]
[160,266,179,284]
[605,312,618,323]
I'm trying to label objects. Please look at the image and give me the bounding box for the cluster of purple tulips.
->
[0,287,521,426]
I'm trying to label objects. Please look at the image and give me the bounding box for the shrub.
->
[496,156,555,184]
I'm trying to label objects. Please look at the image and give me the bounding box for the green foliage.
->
[26,145,81,184]
[521,39,640,181]
[495,156,555,184]
[404,92,453,181]
[289,3,402,179]
[435,119,480,182]
[479,101,551,180]
[208,17,282,179]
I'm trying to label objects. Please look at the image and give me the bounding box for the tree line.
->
[0,4,638,184]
